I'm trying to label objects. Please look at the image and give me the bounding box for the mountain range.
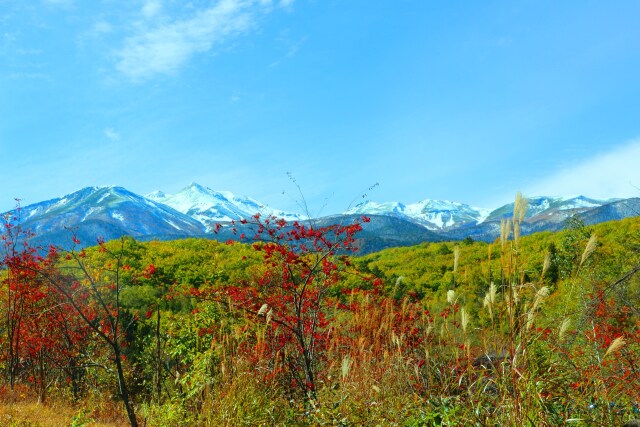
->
[4,183,639,253]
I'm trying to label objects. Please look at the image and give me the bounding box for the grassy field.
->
[0,387,126,426]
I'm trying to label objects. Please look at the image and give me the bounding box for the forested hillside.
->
[1,209,639,426]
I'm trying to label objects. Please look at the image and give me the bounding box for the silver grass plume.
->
[542,252,551,279]
[532,286,550,312]
[393,276,404,295]
[341,355,353,380]
[453,246,460,273]
[580,234,598,267]
[258,304,269,316]
[447,289,457,304]
[500,219,512,249]
[514,221,521,243]
[483,282,497,318]
[526,286,550,329]
[512,193,528,244]
[604,336,626,359]
[461,307,470,334]
[558,317,571,340]
[513,192,528,224]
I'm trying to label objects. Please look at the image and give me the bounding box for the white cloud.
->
[142,0,162,19]
[104,127,121,141]
[116,0,278,80]
[525,139,640,199]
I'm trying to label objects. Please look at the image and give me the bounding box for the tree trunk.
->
[113,345,138,427]
[68,356,81,401]
[156,307,162,403]
[37,349,46,404]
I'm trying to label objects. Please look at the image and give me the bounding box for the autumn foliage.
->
[192,213,369,402]
[0,200,639,426]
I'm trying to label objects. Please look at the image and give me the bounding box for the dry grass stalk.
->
[505,289,519,318]
[453,246,460,273]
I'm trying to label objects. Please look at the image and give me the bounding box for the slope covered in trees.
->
[1,207,639,426]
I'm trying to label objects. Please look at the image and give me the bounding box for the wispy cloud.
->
[270,28,307,67]
[92,21,113,36]
[116,0,294,81]
[284,35,307,58]
[525,139,640,199]
[104,127,121,141]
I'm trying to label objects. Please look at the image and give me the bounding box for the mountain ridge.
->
[3,184,638,253]
[8,186,205,248]
[147,183,303,231]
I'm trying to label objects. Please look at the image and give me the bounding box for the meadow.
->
[0,200,639,426]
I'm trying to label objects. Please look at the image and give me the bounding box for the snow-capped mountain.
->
[2,184,638,252]
[10,186,205,247]
[346,195,615,233]
[346,199,491,231]
[483,196,612,223]
[147,183,303,231]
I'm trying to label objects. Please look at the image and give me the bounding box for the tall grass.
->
[2,197,639,426]
[98,206,640,425]
[171,195,638,426]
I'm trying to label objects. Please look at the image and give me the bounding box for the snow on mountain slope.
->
[147,183,303,230]
[345,199,491,231]
[343,195,617,232]
[12,186,206,240]
[483,196,612,223]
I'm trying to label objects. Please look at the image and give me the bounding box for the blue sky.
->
[2,0,640,215]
